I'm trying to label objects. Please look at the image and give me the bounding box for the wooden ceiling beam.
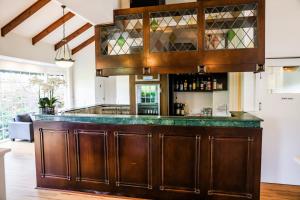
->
[1,0,51,37]
[72,35,95,55]
[32,12,75,45]
[55,23,92,50]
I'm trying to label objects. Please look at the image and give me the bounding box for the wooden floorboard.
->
[0,141,300,200]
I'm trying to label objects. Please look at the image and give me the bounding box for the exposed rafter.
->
[1,0,51,37]
[72,35,95,55]
[55,23,93,51]
[32,12,75,45]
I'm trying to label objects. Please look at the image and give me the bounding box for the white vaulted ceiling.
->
[0,0,119,51]
[55,0,119,24]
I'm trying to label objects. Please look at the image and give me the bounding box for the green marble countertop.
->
[33,112,262,128]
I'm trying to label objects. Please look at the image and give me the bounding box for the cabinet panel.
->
[204,3,258,50]
[100,14,143,56]
[114,131,152,189]
[39,129,70,180]
[159,134,201,194]
[149,8,198,52]
[74,130,109,184]
[208,135,254,199]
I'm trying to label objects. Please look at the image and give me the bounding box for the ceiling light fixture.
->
[55,5,75,68]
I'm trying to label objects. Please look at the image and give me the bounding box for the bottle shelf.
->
[174,89,227,93]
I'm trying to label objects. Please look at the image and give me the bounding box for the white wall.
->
[266,0,300,58]
[72,44,96,107]
[176,92,213,115]
[0,33,56,64]
[72,43,130,107]
[242,72,255,112]
[175,91,229,116]
[116,76,130,104]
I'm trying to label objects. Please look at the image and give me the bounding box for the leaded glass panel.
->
[101,14,143,55]
[205,3,258,50]
[150,9,198,52]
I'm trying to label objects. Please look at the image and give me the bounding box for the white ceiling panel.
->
[68,27,94,49]
[0,0,36,27]
[13,1,63,38]
[43,16,87,45]
[55,0,119,24]
[1,0,115,55]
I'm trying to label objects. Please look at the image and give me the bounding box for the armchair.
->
[8,114,34,142]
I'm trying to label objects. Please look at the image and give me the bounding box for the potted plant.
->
[38,97,48,114]
[30,77,66,115]
[45,97,58,115]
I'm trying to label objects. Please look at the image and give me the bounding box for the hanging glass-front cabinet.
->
[95,0,265,76]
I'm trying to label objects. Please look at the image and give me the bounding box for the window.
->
[267,66,300,93]
[0,70,66,141]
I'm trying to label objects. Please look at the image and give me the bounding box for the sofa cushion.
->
[15,114,32,122]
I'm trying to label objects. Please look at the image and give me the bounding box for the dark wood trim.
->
[32,12,75,45]
[55,23,93,50]
[71,36,95,55]
[1,0,51,37]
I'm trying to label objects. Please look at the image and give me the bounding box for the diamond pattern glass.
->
[205,3,258,50]
[150,9,198,52]
[101,14,143,55]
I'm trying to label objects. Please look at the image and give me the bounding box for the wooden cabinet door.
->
[95,11,145,72]
[203,0,265,71]
[39,128,71,180]
[113,129,153,197]
[34,126,73,189]
[157,126,202,199]
[73,129,110,191]
[147,3,201,71]
[206,127,262,200]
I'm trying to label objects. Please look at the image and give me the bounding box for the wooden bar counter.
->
[33,112,263,200]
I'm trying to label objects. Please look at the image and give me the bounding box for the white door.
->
[255,60,300,185]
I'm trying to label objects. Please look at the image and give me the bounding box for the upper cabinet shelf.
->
[95,0,265,76]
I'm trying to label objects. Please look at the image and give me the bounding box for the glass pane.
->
[205,3,258,50]
[267,66,300,93]
[101,13,143,56]
[150,8,198,52]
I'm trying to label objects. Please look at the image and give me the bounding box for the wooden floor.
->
[0,141,300,200]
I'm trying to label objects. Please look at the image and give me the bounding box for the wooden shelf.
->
[174,89,227,93]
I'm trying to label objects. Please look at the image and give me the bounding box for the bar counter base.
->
[34,121,262,200]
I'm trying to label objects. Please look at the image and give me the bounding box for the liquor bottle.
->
[196,77,200,90]
[175,80,179,91]
[192,77,196,91]
[213,79,217,90]
[200,78,204,91]
[181,104,185,116]
[175,103,181,116]
[184,80,188,91]
[189,81,193,91]
[207,77,211,91]
[180,80,184,91]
